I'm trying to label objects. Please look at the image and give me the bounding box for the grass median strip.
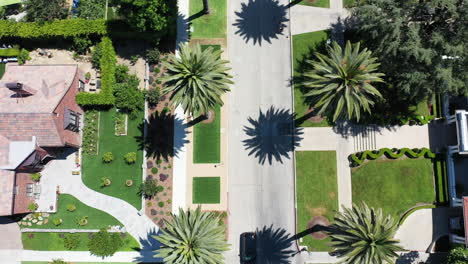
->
[193,104,221,163]
[193,177,221,204]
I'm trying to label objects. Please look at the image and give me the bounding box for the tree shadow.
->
[133,228,164,263]
[243,106,303,165]
[136,110,189,161]
[256,225,295,264]
[177,12,190,46]
[291,224,331,241]
[233,0,288,46]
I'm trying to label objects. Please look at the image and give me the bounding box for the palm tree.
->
[301,41,384,122]
[154,207,230,264]
[162,43,232,118]
[329,203,403,264]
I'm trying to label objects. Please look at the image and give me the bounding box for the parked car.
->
[239,232,257,263]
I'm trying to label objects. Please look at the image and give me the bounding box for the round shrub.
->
[156,159,163,165]
[28,202,38,212]
[63,233,81,250]
[124,152,137,164]
[31,172,41,182]
[125,179,133,187]
[146,48,161,65]
[154,67,161,75]
[147,88,160,107]
[76,216,88,226]
[100,177,111,188]
[158,201,164,208]
[102,152,114,163]
[138,179,163,199]
[151,167,158,174]
[66,204,76,212]
[53,218,63,226]
[88,229,123,258]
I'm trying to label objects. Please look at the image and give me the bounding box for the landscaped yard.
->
[193,104,221,163]
[0,63,5,79]
[22,232,139,251]
[82,108,144,210]
[298,0,330,8]
[296,151,338,251]
[189,0,227,39]
[21,194,122,229]
[193,177,220,204]
[292,31,331,127]
[352,158,436,218]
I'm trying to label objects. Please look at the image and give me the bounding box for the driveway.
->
[0,217,22,250]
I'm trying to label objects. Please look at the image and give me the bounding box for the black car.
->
[240,232,257,263]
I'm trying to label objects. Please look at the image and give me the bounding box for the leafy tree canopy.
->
[447,247,468,264]
[88,228,123,258]
[76,0,105,20]
[24,0,69,22]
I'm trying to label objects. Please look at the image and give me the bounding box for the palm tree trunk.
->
[202,0,210,14]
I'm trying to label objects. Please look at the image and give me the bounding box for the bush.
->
[63,233,81,250]
[88,228,124,258]
[102,152,114,163]
[100,177,111,188]
[85,72,91,80]
[146,48,160,65]
[66,204,76,212]
[147,88,160,107]
[28,202,38,211]
[76,0,106,20]
[18,49,30,65]
[154,67,160,74]
[0,48,20,57]
[90,43,102,69]
[138,179,164,199]
[115,64,129,83]
[53,218,63,226]
[130,55,139,65]
[125,179,133,187]
[113,75,144,119]
[72,36,92,55]
[76,216,88,226]
[151,167,158,174]
[158,201,164,208]
[50,259,68,264]
[31,172,41,182]
[348,147,436,167]
[124,152,137,164]
[157,159,163,165]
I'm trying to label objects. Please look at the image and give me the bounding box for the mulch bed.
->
[307,215,330,240]
[305,107,325,123]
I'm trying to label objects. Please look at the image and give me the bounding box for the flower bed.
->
[82,110,99,155]
[114,112,127,136]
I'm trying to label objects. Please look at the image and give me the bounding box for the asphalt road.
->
[226,0,299,263]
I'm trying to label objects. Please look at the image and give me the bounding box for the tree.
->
[350,0,468,103]
[76,0,105,20]
[162,44,233,117]
[24,0,68,22]
[118,0,177,36]
[155,206,229,264]
[301,41,384,122]
[447,247,468,264]
[328,203,403,264]
[138,179,163,198]
[113,75,145,119]
[88,228,123,258]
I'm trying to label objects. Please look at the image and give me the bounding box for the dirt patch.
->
[328,192,336,199]
[306,205,327,217]
[201,109,215,124]
[307,216,330,240]
[305,107,325,123]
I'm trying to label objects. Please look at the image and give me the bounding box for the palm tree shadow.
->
[133,228,164,263]
[243,106,303,165]
[233,0,289,46]
[256,225,295,263]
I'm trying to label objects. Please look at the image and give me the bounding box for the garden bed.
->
[114,112,128,136]
[189,0,227,39]
[193,177,221,204]
[193,104,221,163]
[82,110,100,155]
[296,151,338,251]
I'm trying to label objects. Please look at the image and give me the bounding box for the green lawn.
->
[292,31,331,127]
[0,0,21,7]
[201,44,221,52]
[193,105,221,163]
[193,177,220,204]
[352,158,436,218]
[298,0,330,8]
[22,232,140,251]
[189,0,227,39]
[343,0,356,8]
[0,63,5,79]
[27,194,122,229]
[296,151,338,251]
[82,108,143,210]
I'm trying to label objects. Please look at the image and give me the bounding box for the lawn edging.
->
[398,204,436,226]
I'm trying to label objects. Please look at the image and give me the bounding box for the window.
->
[64,109,80,132]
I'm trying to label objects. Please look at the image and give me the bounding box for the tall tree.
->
[329,203,403,264]
[162,43,232,117]
[24,0,68,22]
[154,207,230,264]
[300,41,384,122]
[351,0,468,102]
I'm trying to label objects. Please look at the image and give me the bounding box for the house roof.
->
[0,64,77,114]
[0,169,15,216]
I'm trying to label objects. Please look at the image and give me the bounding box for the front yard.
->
[352,158,436,218]
[82,108,144,210]
[193,104,221,163]
[189,0,227,39]
[296,151,338,251]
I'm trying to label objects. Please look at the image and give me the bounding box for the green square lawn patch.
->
[352,158,436,218]
[292,31,331,127]
[298,0,330,8]
[193,104,221,163]
[189,0,227,39]
[296,151,338,251]
[201,44,221,52]
[0,63,5,79]
[193,177,220,204]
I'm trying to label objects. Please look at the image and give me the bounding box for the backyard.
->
[189,0,227,39]
[296,151,338,251]
[193,104,221,163]
[352,158,436,218]
[82,108,144,210]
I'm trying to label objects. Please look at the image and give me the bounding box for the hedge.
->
[0,48,20,57]
[349,147,436,167]
[0,19,107,39]
[75,37,116,106]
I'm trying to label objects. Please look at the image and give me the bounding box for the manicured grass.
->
[352,158,436,218]
[22,232,140,251]
[193,177,220,204]
[292,31,331,127]
[296,151,338,251]
[0,0,21,7]
[201,44,221,52]
[434,156,448,204]
[298,0,330,8]
[343,0,356,8]
[82,108,143,210]
[193,105,221,163]
[29,194,122,229]
[0,63,5,79]
[189,0,227,39]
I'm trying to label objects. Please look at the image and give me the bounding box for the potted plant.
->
[85,72,91,83]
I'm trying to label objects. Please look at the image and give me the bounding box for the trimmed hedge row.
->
[76,37,116,106]
[0,19,107,39]
[0,48,20,57]
[349,147,436,167]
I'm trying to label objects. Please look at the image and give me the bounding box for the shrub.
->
[146,48,160,65]
[85,72,91,80]
[124,152,137,164]
[147,88,160,107]
[53,218,63,226]
[90,43,102,69]
[113,75,144,119]
[18,49,30,65]
[66,204,76,212]
[102,152,114,163]
[115,64,129,83]
[151,167,158,174]
[158,201,164,208]
[130,55,139,65]
[88,228,124,258]
[100,177,111,188]
[154,67,160,74]
[156,159,163,165]
[31,172,41,182]
[28,202,38,211]
[138,179,164,199]
[63,233,81,250]
[50,259,68,264]
[76,0,106,20]
[125,179,133,187]
[348,147,436,167]
[72,36,92,54]
[76,216,88,226]
[447,246,468,264]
